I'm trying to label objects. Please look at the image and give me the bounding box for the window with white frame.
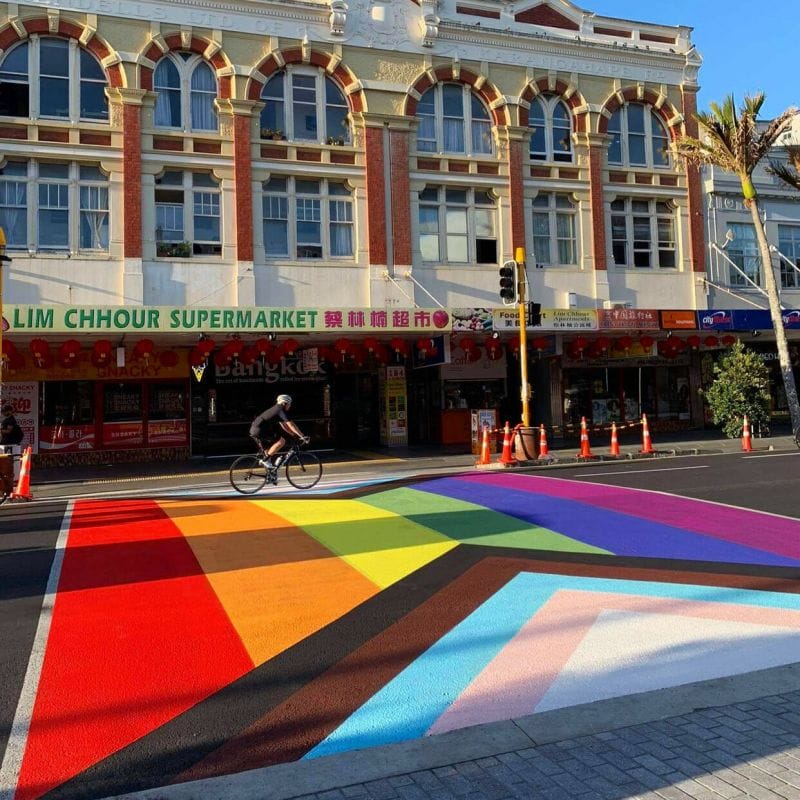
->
[777,224,800,289]
[259,68,350,144]
[531,193,577,266]
[262,177,354,259]
[153,54,218,132]
[608,103,670,168]
[726,222,760,287]
[610,197,676,268]
[0,159,108,252]
[418,185,497,264]
[0,37,108,121]
[416,83,493,156]
[155,170,221,256]
[529,95,573,162]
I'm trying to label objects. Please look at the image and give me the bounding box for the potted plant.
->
[157,241,192,258]
[327,135,345,146]
[261,127,285,140]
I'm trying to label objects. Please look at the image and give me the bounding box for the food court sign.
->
[4,305,452,334]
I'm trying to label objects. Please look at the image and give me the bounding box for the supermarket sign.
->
[3,306,453,334]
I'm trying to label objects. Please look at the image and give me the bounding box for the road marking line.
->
[0,500,73,800]
[743,453,800,459]
[579,466,710,477]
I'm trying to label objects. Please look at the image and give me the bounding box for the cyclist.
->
[249,394,308,468]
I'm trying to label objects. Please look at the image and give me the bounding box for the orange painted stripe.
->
[158,500,380,665]
[15,500,253,800]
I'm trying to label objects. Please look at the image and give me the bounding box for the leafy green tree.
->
[676,94,800,437]
[703,341,770,438]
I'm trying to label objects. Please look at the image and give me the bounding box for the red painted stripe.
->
[15,500,253,800]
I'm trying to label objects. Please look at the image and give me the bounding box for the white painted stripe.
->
[743,453,800,459]
[579,466,710,478]
[0,500,74,800]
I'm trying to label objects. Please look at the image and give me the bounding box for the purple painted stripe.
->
[415,478,800,567]
[459,473,800,561]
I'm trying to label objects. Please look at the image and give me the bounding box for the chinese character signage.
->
[598,309,660,330]
[493,308,597,331]
[4,306,453,334]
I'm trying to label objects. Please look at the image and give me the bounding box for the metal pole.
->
[515,246,530,427]
[0,227,11,408]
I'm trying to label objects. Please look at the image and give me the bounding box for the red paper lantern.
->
[363,336,380,353]
[197,337,215,359]
[223,337,243,358]
[465,345,481,363]
[640,335,655,351]
[33,353,54,369]
[1,340,18,360]
[334,337,352,355]
[132,338,155,360]
[281,337,299,356]
[597,336,611,352]
[29,338,51,360]
[253,338,272,357]
[389,337,408,356]
[214,349,232,367]
[159,351,179,367]
[704,335,720,348]
[373,344,389,364]
[59,339,82,361]
[189,348,206,367]
[686,335,702,350]
[239,346,258,366]
[7,351,24,370]
[722,334,737,347]
[531,336,549,352]
[508,335,521,355]
[587,341,603,358]
[573,336,588,352]
[672,337,687,352]
[458,336,476,352]
[618,336,633,351]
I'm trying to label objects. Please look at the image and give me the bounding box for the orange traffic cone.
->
[10,446,33,501]
[742,415,753,452]
[640,414,654,454]
[577,416,593,458]
[609,422,620,457]
[537,424,550,459]
[475,424,491,466]
[498,421,516,466]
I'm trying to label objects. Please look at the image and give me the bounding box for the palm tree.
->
[677,94,800,437]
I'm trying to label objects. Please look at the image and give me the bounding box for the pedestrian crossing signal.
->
[499,261,518,305]
[526,301,542,327]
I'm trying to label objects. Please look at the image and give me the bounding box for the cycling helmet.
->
[277,394,292,406]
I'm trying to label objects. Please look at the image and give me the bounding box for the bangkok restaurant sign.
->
[3,305,453,334]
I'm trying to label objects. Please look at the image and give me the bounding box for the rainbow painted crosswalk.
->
[5,473,800,800]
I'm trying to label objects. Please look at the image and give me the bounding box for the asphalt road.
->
[1,449,798,800]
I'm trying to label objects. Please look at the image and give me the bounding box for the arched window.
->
[608,103,670,168]
[529,95,573,162]
[153,53,218,132]
[259,68,350,144]
[0,37,108,121]
[416,83,493,156]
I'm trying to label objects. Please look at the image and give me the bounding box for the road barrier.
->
[577,416,594,459]
[475,424,492,466]
[538,424,550,459]
[609,422,621,457]
[498,421,517,466]
[742,415,753,452]
[640,414,654,454]
[10,446,33,501]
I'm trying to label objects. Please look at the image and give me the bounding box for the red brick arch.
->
[404,67,509,126]
[0,17,124,88]
[246,48,365,113]
[598,87,683,139]
[139,35,232,98]
[519,78,588,133]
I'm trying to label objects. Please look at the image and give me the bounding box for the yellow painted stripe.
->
[253,499,457,589]
[158,500,379,665]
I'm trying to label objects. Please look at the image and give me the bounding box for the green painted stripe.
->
[362,487,610,555]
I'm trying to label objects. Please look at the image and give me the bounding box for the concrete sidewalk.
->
[31,426,798,488]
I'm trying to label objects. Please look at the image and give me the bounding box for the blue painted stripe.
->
[414,477,800,567]
[306,572,800,759]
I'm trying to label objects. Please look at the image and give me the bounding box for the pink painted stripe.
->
[460,474,800,560]
[428,588,800,735]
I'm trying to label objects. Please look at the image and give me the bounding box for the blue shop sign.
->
[700,309,800,330]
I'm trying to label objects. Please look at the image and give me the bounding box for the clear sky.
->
[590,0,796,119]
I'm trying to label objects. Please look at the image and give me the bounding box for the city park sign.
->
[4,305,453,334]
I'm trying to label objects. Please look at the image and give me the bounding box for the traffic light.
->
[526,301,542,327]
[498,260,518,304]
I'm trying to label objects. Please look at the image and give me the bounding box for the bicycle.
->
[229,436,322,494]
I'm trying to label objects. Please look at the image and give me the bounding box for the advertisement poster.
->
[598,309,660,330]
[147,420,189,446]
[379,365,407,446]
[39,424,95,453]
[3,382,39,453]
[102,422,144,448]
[493,308,597,331]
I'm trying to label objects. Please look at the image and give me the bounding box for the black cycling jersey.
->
[249,404,289,439]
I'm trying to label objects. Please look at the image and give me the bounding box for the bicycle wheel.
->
[229,455,268,494]
[794,427,800,450]
[284,450,322,490]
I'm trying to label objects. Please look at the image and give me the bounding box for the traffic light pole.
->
[515,246,530,427]
[0,229,9,407]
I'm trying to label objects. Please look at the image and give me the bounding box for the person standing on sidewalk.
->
[1,404,23,446]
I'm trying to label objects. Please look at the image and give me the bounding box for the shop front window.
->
[39,380,96,452]
[103,383,144,447]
